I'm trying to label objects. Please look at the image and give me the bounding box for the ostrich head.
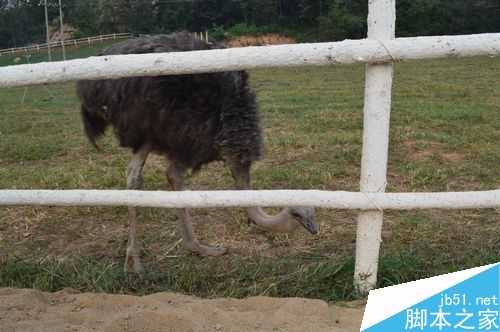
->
[289,207,317,235]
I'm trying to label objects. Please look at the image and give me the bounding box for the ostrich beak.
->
[299,216,318,235]
[291,207,318,235]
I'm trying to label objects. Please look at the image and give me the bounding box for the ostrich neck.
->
[247,207,298,233]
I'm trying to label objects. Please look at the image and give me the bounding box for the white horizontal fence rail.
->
[0,33,499,88]
[0,190,499,210]
[0,33,132,56]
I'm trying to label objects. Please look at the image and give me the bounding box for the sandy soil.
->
[0,288,364,332]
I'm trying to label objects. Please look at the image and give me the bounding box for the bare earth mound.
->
[226,34,296,47]
[0,288,364,332]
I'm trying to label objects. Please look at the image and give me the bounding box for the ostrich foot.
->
[124,249,144,274]
[185,241,227,256]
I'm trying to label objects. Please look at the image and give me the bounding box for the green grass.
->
[0,43,499,302]
[1,246,496,302]
[0,253,356,300]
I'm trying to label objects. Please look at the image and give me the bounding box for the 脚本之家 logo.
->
[361,263,499,331]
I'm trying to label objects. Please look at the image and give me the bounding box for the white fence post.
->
[354,0,396,294]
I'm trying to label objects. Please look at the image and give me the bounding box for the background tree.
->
[0,0,499,49]
[318,0,366,41]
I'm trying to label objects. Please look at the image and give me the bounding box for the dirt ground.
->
[226,34,296,47]
[0,288,364,332]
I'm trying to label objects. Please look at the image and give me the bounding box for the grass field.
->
[0,45,499,301]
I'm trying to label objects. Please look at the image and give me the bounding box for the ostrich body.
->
[77,32,317,272]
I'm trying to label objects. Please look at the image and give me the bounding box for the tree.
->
[128,0,155,34]
[0,0,46,48]
[318,0,366,41]
[65,0,100,35]
[0,0,499,49]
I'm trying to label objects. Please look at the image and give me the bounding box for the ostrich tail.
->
[81,104,109,149]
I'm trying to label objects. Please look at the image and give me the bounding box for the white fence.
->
[0,33,132,57]
[0,0,499,293]
[0,32,209,58]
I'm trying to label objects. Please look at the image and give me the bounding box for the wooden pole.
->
[354,0,396,294]
[58,0,66,60]
[44,0,52,61]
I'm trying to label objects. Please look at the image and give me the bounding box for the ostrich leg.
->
[124,144,150,273]
[166,162,227,256]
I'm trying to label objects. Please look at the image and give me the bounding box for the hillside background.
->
[1,0,500,49]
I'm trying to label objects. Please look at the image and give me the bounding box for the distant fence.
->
[0,1,499,294]
[0,32,210,57]
[0,33,132,57]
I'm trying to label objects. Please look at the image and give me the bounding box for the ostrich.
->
[77,32,317,273]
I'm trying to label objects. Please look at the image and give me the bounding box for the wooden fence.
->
[0,33,132,57]
[0,32,211,57]
[0,0,499,293]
